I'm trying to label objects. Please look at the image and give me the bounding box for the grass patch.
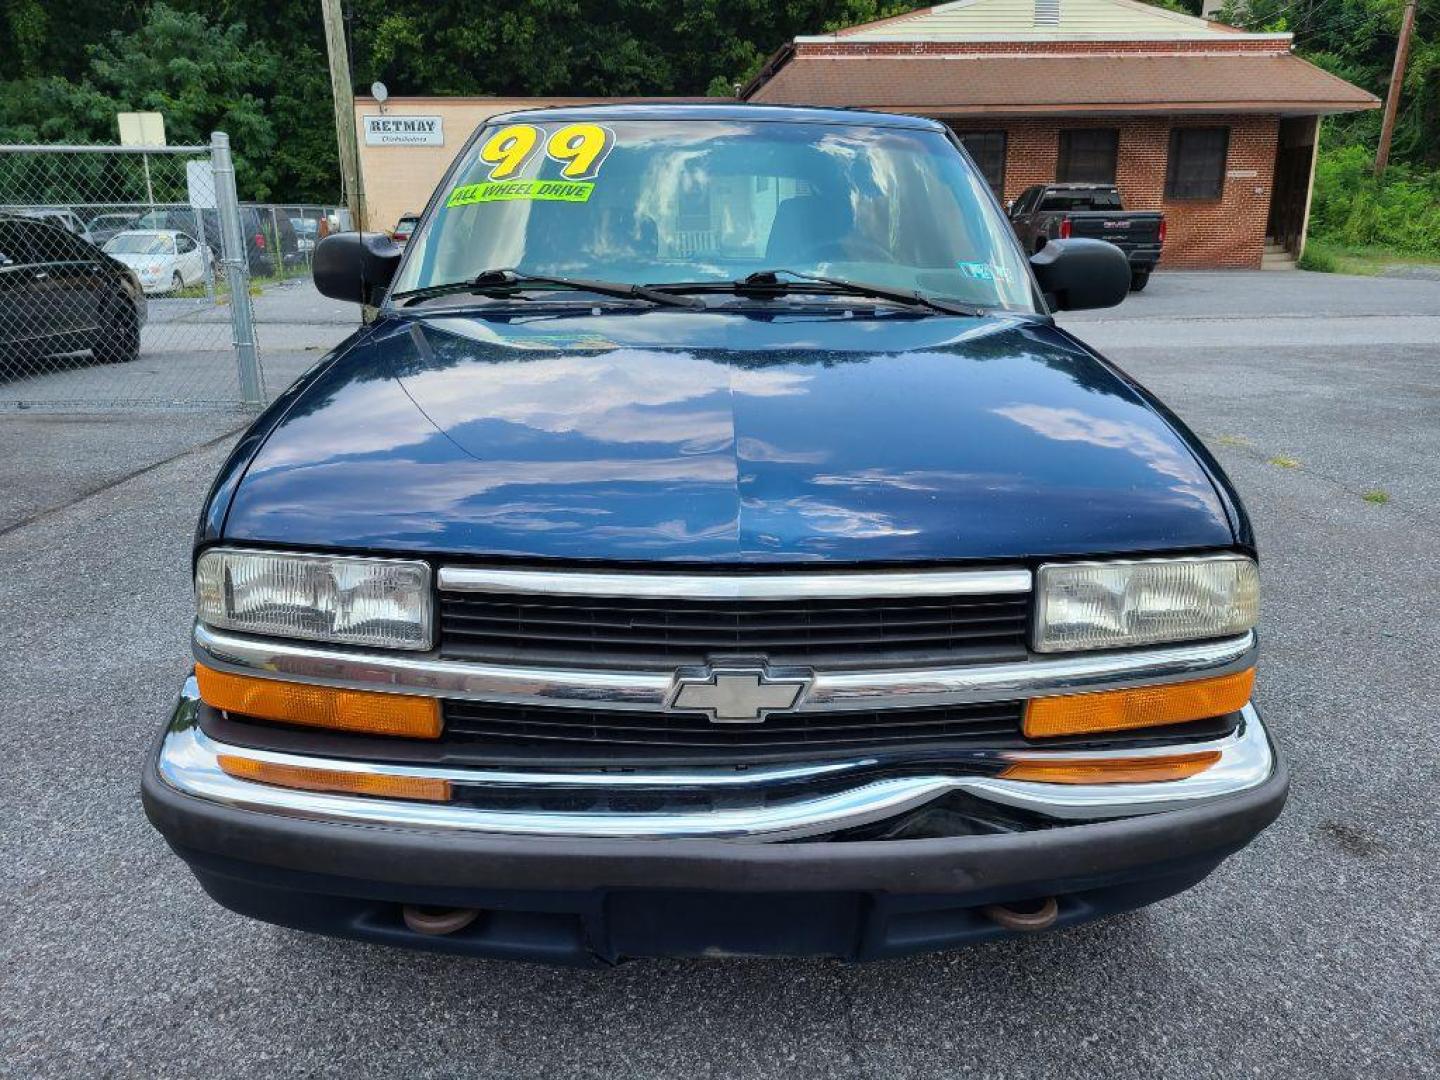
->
[1299,238,1440,276]
[1214,434,1252,447]
[1268,456,1301,469]
[1362,489,1390,504]
[163,267,296,302]
[1297,243,1339,273]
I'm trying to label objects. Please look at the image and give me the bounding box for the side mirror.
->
[313,231,402,305]
[1030,238,1130,311]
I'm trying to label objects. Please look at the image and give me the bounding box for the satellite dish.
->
[371,81,389,104]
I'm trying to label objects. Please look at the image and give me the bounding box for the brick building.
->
[742,0,1379,268]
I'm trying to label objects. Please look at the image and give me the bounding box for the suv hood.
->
[221,309,1236,562]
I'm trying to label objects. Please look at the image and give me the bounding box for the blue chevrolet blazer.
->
[143,105,1286,964]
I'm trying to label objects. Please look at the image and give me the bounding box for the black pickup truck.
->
[1009,183,1164,291]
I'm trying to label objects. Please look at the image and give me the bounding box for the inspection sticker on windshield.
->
[957,261,1013,282]
[447,179,595,207]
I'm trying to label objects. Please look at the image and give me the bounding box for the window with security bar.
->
[1057,129,1119,184]
[1166,127,1230,200]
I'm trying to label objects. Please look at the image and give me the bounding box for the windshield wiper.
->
[654,270,985,317]
[393,269,703,309]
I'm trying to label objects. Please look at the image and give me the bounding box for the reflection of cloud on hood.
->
[253,347,816,475]
[992,404,1215,506]
[589,517,740,548]
[729,367,812,397]
[812,467,1017,493]
[406,350,809,453]
[737,437,827,464]
[780,497,921,539]
[260,454,736,504]
[256,376,435,469]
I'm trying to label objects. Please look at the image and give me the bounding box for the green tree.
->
[1,0,1435,203]
[0,3,335,201]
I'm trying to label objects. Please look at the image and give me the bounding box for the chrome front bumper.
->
[193,622,1258,713]
[155,676,1275,841]
[165,621,1271,841]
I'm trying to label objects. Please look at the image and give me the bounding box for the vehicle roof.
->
[0,212,67,230]
[486,102,945,131]
[1041,183,1120,190]
[110,228,183,238]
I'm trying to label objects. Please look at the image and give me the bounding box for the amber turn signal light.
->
[1023,668,1254,739]
[195,663,442,739]
[999,750,1222,785]
[217,754,451,802]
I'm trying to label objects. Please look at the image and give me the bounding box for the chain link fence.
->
[0,134,314,411]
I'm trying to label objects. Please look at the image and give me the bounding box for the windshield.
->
[105,233,172,254]
[394,118,1036,311]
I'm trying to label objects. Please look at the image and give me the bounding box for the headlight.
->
[1033,555,1258,653]
[195,548,433,650]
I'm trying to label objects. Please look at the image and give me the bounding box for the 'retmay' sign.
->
[363,115,444,147]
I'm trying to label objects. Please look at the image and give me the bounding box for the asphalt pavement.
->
[2,270,1437,1079]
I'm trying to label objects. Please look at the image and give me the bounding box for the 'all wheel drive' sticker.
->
[447,179,594,206]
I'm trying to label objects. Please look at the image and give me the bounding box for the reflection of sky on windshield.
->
[394,119,1034,309]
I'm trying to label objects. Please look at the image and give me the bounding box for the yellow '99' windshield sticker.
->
[449,122,614,206]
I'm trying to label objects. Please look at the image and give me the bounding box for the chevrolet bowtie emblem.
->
[669,665,812,724]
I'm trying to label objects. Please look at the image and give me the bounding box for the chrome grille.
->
[432,565,1035,757]
[437,590,1031,665]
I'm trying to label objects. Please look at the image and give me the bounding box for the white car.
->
[102,230,208,295]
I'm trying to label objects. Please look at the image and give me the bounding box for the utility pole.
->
[320,0,366,230]
[1375,0,1418,176]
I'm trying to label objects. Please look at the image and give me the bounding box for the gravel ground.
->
[2,271,1437,1079]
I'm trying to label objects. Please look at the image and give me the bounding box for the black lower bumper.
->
[142,742,1288,965]
[1125,246,1162,269]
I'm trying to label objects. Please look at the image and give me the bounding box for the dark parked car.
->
[1009,183,1165,291]
[144,105,1283,965]
[13,207,96,245]
[135,206,299,276]
[0,214,146,369]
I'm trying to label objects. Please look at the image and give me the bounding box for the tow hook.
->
[981,896,1060,932]
[402,905,481,936]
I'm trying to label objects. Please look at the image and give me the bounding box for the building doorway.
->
[1267,117,1319,256]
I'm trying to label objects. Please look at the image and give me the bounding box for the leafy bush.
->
[1308,144,1440,256]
